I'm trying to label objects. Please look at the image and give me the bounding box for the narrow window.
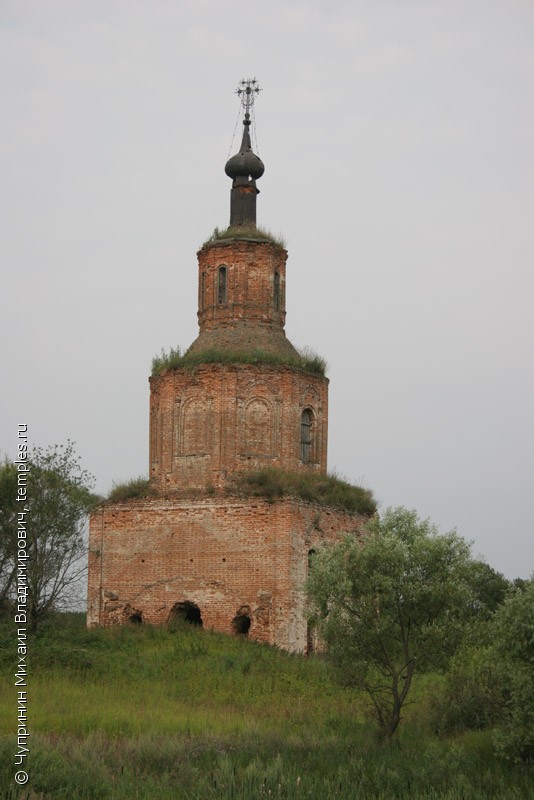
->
[201,272,206,308]
[273,271,280,310]
[300,409,313,463]
[217,266,227,305]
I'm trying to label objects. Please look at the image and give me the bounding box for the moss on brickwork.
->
[151,346,327,377]
[229,468,376,516]
[107,476,154,503]
[201,225,286,249]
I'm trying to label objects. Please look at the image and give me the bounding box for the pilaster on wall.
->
[149,363,328,490]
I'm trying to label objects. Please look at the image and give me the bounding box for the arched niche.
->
[232,605,252,636]
[168,600,203,628]
[243,397,274,455]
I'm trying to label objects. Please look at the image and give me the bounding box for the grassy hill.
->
[0,614,532,799]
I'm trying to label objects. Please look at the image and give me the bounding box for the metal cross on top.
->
[236,78,261,115]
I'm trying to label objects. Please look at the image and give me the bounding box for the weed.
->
[229,468,376,515]
[151,346,327,377]
[106,476,154,503]
[201,225,286,249]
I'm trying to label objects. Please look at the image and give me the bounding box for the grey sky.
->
[1,0,532,579]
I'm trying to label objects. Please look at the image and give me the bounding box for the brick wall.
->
[187,238,299,359]
[149,363,328,490]
[87,228,362,652]
[88,495,367,652]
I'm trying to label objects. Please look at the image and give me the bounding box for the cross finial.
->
[236,78,261,115]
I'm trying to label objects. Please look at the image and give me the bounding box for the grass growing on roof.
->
[107,476,153,503]
[151,346,327,377]
[229,467,377,516]
[201,225,286,249]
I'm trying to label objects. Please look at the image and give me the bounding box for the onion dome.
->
[225,113,265,182]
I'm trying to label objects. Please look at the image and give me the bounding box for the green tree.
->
[434,578,534,761]
[0,442,99,630]
[306,506,477,740]
[469,560,510,618]
[0,458,19,611]
[492,578,534,761]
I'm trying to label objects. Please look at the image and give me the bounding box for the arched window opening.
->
[300,409,313,463]
[201,272,206,308]
[169,601,203,628]
[217,266,227,305]
[232,613,251,636]
[273,271,280,310]
[128,613,142,625]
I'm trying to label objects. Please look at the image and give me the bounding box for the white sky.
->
[1,0,532,579]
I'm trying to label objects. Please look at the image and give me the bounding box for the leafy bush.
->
[229,468,376,516]
[492,580,534,761]
[432,640,505,735]
[432,580,534,762]
[151,346,327,377]
[107,476,153,503]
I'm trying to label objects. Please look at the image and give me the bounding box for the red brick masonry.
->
[87,231,368,651]
[149,363,328,491]
[88,495,366,653]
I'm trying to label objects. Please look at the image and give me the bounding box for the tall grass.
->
[0,615,532,799]
[1,729,532,800]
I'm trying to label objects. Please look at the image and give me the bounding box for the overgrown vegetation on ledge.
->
[105,469,375,514]
[201,225,286,249]
[151,346,327,377]
[107,476,154,503]
[229,468,377,516]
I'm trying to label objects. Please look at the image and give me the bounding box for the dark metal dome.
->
[225,115,264,181]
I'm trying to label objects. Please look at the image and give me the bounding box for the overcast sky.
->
[1,0,532,579]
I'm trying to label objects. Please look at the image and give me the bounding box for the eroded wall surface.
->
[88,496,366,652]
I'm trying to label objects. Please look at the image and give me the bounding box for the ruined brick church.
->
[87,81,372,652]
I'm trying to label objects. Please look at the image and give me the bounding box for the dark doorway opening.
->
[232,613,251,636]
[169,601,203,627]
[128,613,142,625]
